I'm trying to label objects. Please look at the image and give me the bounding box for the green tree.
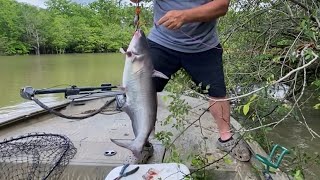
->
[0,0,28,55]
[20,5,49,55]
[47,15,72,54]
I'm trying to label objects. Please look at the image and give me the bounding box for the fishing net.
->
[0,133,77,180]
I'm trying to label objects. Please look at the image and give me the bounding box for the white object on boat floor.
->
[105,163,190,180]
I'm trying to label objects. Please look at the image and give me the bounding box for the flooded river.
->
[0,54,124,107]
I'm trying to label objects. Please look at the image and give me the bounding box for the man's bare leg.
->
[209,96,251,161]
[209,96,232,140]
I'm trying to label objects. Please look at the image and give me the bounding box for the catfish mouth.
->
[134,30,141,38]
[131,29,148,55]
[134,29,145,38]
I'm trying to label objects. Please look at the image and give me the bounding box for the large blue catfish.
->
[111,29,168,159]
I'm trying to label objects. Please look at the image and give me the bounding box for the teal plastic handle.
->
[255,144,289,173]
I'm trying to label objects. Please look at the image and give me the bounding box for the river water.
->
[266,92,320,179]
[0,54,319,179]
[0,54,124,107]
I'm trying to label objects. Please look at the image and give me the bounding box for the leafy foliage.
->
[0,0,149,55]
[156,0,320,178]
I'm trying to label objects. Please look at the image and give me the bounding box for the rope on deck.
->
[32,96,116,120]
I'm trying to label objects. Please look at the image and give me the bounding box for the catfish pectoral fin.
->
[152,70,169,79]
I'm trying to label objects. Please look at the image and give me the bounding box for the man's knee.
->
[209,96,228,103]
[209,96,230,120]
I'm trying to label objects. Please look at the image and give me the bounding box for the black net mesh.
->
[0,133,77,180]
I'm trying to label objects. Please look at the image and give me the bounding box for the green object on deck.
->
[255,144,289,174]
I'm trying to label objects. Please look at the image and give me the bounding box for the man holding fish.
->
[116,0,251,163]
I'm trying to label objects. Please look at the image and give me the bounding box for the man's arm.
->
[158,0,230,29]
[184,0,230,22]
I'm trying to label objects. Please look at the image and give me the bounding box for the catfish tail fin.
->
[110,139,142,158]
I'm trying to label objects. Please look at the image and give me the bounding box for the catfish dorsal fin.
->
[152,70,169,79]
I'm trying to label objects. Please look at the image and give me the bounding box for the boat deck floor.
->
[0,92,288,179]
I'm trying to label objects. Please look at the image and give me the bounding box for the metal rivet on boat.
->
[104,150,117,156]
